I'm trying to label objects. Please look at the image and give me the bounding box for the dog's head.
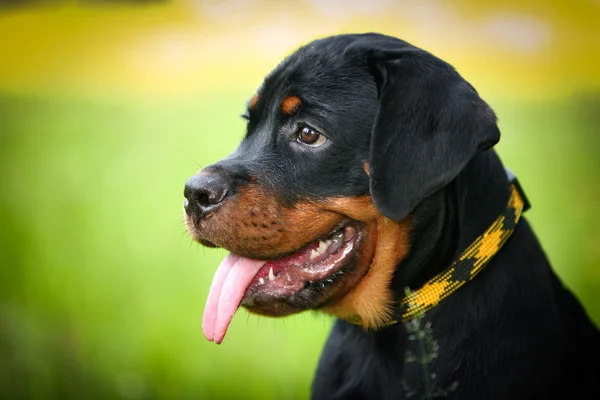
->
[184,33,500,343]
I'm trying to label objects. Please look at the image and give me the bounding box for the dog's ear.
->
[351,36,500,221]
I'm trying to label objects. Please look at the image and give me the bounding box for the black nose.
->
[184,173,231,218]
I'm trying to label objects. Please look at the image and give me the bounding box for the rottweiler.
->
[183,33,600,399]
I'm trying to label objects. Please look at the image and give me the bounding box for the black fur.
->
[194,33,600,399]
[313,150,600,399]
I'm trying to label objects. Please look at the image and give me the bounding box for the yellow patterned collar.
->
[392,172,529,324]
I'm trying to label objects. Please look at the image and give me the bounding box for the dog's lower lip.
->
[199,238,218,248]
[241,224,361,302]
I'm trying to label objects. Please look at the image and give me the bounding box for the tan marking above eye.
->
[281,95,302,115]
[249,95,259,110]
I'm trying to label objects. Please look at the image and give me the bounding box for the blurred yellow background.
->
[1,1,599,399]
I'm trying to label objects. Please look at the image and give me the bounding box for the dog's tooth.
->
[268,267,275,281]
[310,249,319,260]
[318,240,329,255]
[317,241,325,253]
[259,277,265,285]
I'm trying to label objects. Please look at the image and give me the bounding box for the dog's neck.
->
[390,149,512,302]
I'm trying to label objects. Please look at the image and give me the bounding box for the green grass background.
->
[1,92,598,399]
[1,1,599,399]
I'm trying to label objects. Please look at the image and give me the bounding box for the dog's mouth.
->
[202,222,363,344]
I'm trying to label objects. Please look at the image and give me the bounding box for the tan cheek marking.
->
[200,184,345,259]
[249,94,259,110]
[281,95,302,115]
[322,217,410,328]
[192,183,409,328]
[236,185,345,251]
[316,195,411,328]
[316,195,379,222]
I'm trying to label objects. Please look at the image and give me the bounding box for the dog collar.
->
[391,168,530,324]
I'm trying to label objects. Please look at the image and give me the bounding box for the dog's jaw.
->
[320,216,411,328]
[187,184,412,333]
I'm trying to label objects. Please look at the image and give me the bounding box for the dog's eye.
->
[297,126,326,147]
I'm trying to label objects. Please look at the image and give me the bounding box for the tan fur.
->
[321,217,410,328]
[186,182,346,259]
[249,94,259,110]
[187,179,411,326]
[317,196,411,328]
[281,95,302,115]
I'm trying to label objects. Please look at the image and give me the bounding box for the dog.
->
[183,33,600,399]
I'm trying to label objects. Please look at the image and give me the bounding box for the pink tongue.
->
[202,253,267,344]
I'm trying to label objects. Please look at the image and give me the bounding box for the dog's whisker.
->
[250,231,279,254]
[192,160,204,169]
[252,222,280,241]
